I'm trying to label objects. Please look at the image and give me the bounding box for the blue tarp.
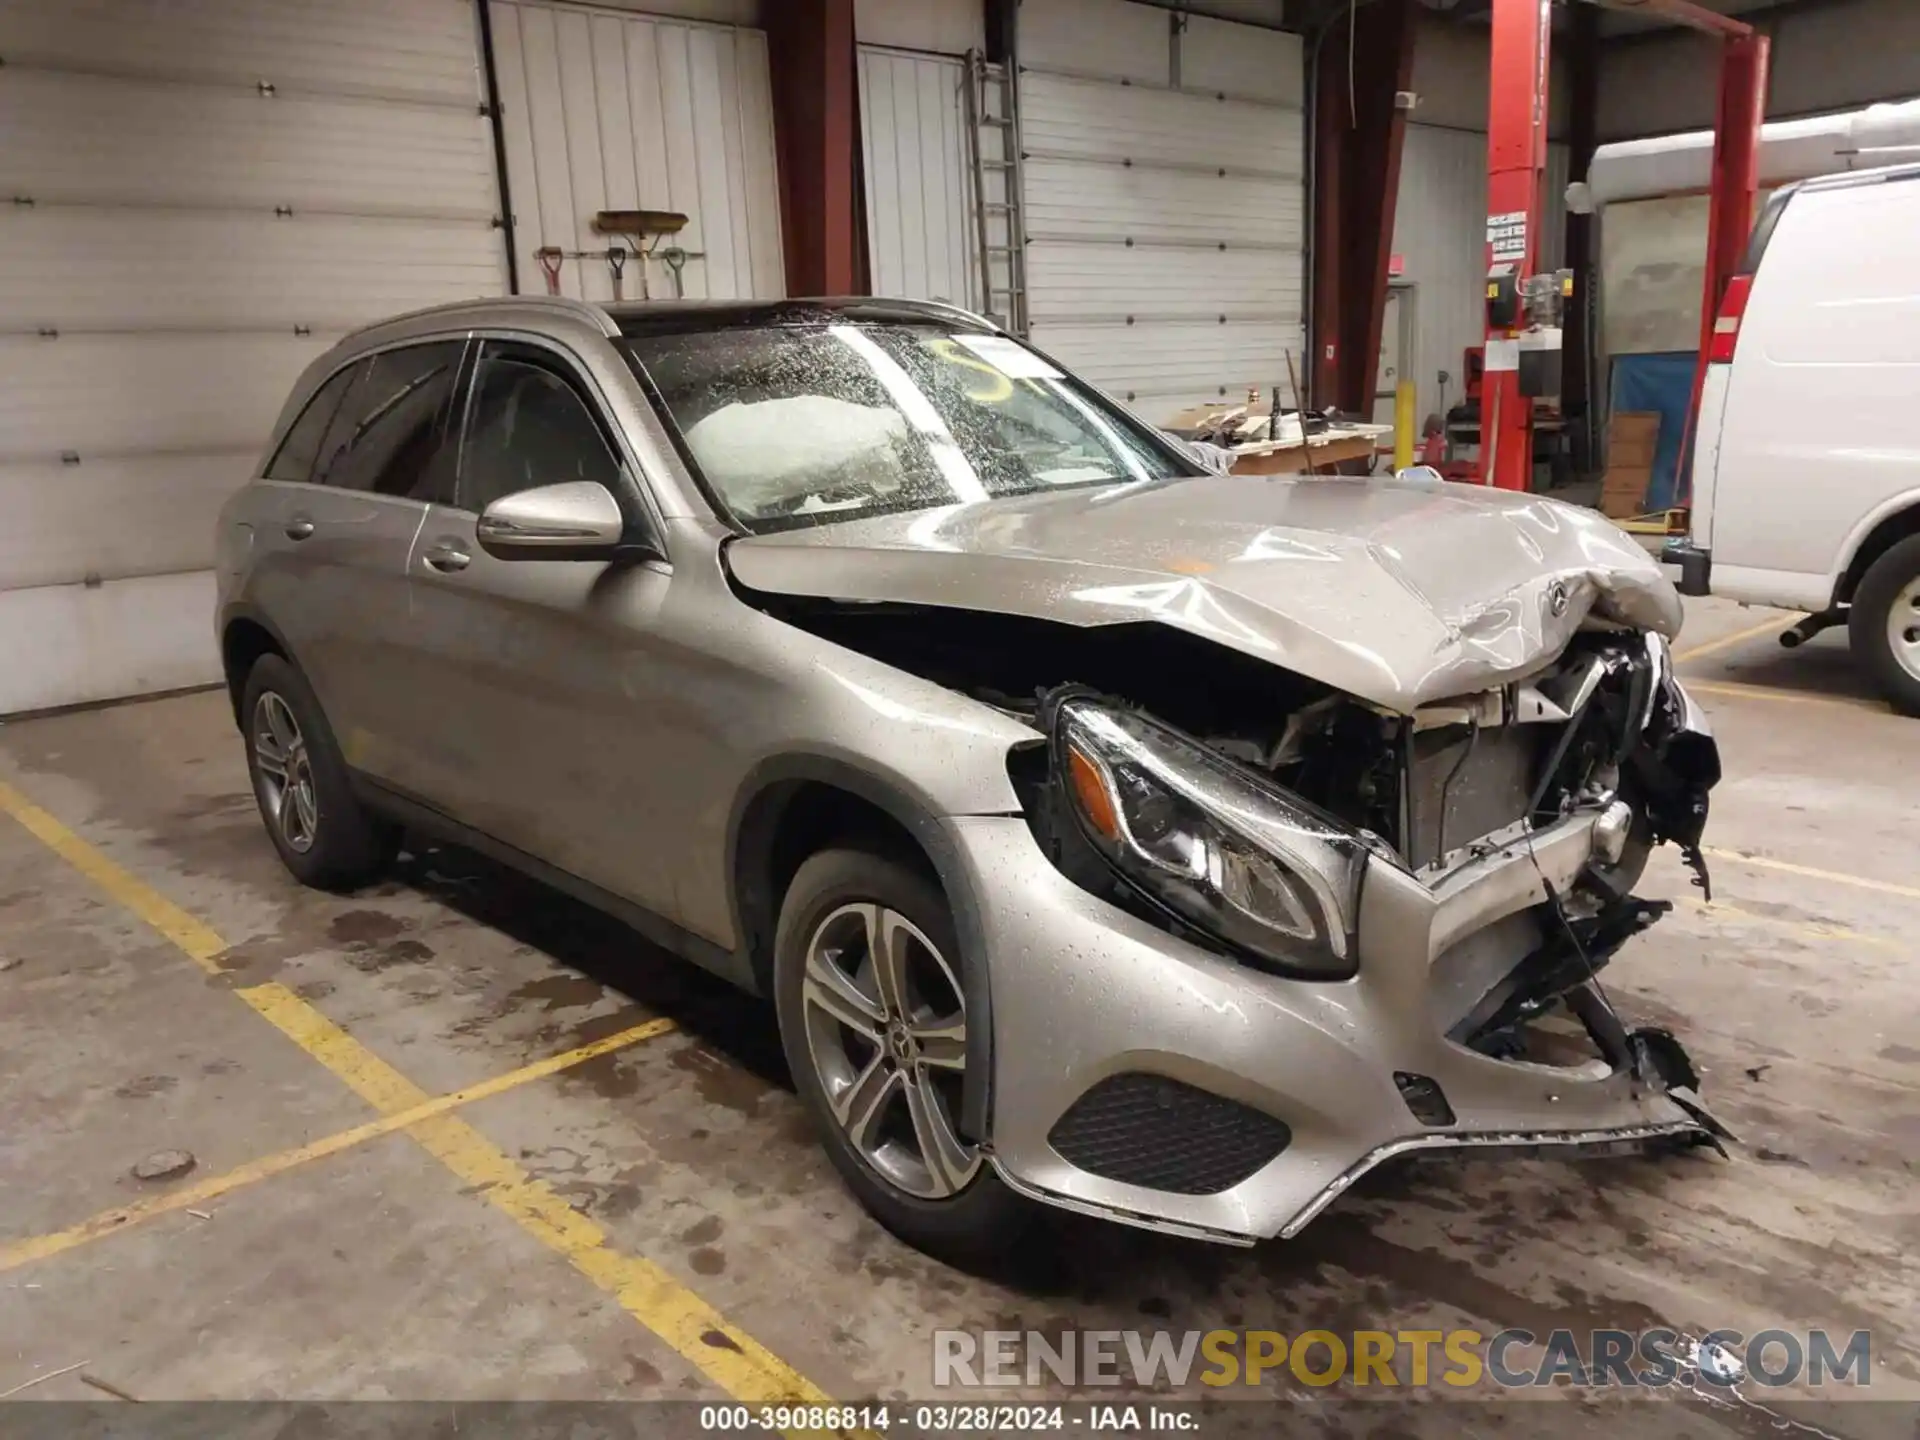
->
[1608,350,1697,511]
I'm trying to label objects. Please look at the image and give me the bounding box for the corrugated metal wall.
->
[857,47,979,309]
[0,0,505,714]
[489,0,784,302]
[854,0,983,54]
[1017,0,1305,422]
[1390,124,1569,427]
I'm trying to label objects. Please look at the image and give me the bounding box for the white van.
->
[1676,162,1920,715]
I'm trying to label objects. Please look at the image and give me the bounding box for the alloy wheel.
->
[800,901,981,1200]
[1889,576,1920,683]
[252,692,318,854]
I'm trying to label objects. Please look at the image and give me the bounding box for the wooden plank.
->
[1229,433,1377,474]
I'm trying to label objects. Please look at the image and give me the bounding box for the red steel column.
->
[766,0,861,296]
[1309,0,1416,414]
[1481,0,1552,490]
[1563,2,1599,457]
[1685,32,1769,445]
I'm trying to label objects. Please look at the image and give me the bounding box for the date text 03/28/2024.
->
[697,1404,1190,1432]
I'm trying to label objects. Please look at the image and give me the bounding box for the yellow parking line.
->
[1679,896,1901,951]
[1703,845,1920,903]
[0,1017,676,1272]
[0,777,847,1421]
[1685,679,1885,713]
[0,779,228,972]
[1673,617,1785,664]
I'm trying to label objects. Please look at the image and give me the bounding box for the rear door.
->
[401,337,680,914]
[256,338,467,782]
[1690,185,1794,557]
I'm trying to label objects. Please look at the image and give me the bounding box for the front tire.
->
[241,654,399,890]
[1849,534,1920,717]
[773,847,1029,1267]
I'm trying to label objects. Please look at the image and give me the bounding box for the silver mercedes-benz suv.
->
[216,295,1727,1264]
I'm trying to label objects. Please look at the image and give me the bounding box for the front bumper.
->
[1662,538,1712,597]
[956,806,1712,1246]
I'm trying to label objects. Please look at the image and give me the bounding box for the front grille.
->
[1046,1073,1291,1195]
[1405,724,1547,869]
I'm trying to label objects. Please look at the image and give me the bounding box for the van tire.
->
[1849,534,1920,717]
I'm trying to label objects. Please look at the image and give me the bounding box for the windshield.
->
[620,321,1197,532]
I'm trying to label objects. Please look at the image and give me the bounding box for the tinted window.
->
[458,346,622,514]
[1739,187,1795,274]
[620,323,1191,533]
[312,341,464,499]
[265,364,358,482]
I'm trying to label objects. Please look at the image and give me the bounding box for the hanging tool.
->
[535,246,564,297]
[592,209,691,303]
[659,246,689,300]
[606,243,629,302]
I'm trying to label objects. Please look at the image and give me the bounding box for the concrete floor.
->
[1,596,1915,1432]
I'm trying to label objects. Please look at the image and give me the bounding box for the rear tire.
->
[773,847,1030,1268]
[240,654,399,890]
[1849,534,1920,718]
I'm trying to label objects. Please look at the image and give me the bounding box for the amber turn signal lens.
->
[1067,743,1121,842]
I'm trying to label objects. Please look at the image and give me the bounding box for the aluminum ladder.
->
[963,53,1029,336]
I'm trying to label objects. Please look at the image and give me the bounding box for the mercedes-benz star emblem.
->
[1547,579,1570,617]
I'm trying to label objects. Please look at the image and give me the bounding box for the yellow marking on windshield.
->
[926,336,1014,403]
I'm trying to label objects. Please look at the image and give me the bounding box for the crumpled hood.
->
[725,474,1683,712]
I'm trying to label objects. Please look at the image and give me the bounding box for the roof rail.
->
[341,293,619,343]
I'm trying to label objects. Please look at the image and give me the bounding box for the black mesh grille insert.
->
[1046,1073,1291,1195]
[1394,1071,1457,1127]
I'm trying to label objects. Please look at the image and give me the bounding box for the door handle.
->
[284,516,315,541]
[424,542,471,573]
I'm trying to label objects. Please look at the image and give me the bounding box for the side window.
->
[312,341,465,500]
[457,344,623,515]
[264,364,359,483]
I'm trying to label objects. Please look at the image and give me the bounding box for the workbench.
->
[1225,427,1389,475]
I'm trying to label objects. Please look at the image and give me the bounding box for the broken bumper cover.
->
[955,806,1718,1247]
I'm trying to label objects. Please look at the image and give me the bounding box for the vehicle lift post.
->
[1477,0,1769,493]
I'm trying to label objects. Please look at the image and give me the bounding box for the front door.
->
[400,338,681,918]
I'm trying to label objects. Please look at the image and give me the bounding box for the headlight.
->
[1050,696,1372,979]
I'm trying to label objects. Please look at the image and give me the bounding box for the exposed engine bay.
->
[748,590,1726,1119]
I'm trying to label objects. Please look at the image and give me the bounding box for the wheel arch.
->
[1834,490,1920,606]
[727,754,997,1142]
[219,606,296,727]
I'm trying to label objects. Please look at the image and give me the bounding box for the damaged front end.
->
[743,581,1727,1241]
[1021,629,1728,1105]
[990,628,1730,1237]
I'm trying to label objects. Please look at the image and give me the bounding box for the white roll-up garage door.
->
[489,1,784,304]
[1017,0,1305,423]
[0,0,506,714]
[858,45,979,310]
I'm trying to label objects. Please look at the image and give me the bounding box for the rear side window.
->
[312,341,466,500]
[264,365,358,483]
[1739,187,1795,275]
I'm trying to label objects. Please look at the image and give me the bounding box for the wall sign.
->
[1487,210,1529,262]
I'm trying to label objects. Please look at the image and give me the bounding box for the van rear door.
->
[1689,184,1794,556]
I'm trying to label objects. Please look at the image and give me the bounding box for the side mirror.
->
[475,481,626,561]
